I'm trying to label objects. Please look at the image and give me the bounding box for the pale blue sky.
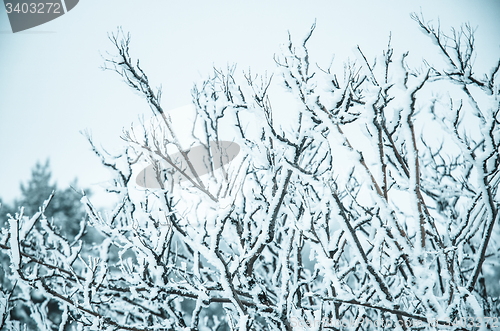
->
[1,1,499,208]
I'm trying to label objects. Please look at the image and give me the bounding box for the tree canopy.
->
[1,14,499,331]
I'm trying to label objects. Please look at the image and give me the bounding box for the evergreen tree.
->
[16,159,87,238]
[0,197,14,228]
[0,160,90,329]
[18,160,56,215]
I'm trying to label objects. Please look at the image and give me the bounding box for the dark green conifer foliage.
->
[17,159,86,238]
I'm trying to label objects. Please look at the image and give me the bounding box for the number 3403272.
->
[5,3,62,14]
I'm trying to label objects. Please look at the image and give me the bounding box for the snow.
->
[8,217,20,271]
[2,18,499,330]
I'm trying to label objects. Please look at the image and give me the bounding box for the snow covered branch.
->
[1,16,499,330]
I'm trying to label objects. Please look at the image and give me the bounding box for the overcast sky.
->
[1,0,499,208]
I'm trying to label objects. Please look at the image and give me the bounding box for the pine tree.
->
[18,160,56,216]
[16,159,87,238]
[0,160,90,329]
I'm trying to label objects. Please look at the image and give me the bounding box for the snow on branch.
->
[1,15,499,330]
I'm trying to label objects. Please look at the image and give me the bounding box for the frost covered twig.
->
[1,15,499,330]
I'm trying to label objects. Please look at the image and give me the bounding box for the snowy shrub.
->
[1,14,499,330]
